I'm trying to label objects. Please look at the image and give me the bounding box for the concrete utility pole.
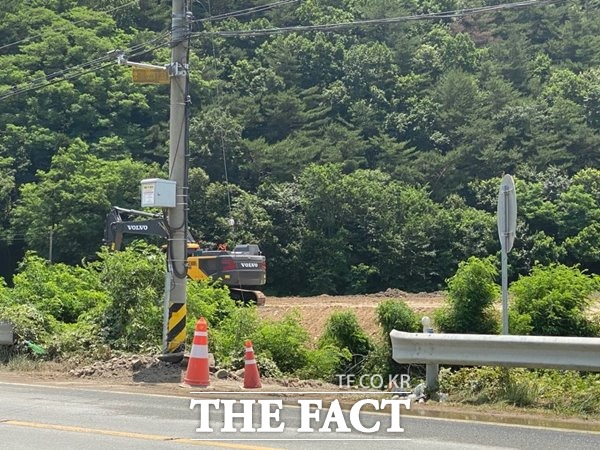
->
[166,0,190,357]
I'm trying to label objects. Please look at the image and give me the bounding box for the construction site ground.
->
[258,289,445,342]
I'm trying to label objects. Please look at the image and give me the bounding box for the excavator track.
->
[229,288,266,306]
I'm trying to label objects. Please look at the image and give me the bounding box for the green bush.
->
[227,352,283,378]
[45,322,111,360]
[438,366,506,405]
[89,244,165,348]
[434,256,500,334]
[296,344,352,381]
[359,341,396,383]
[510,264,600,336]
[210,307,260,367]
[187,279,237,331]
[0,303,53,346]
[439,367,600,416]
[10,253,110,323]
[377,299,421,337]
[369,299,421,381]
[319,310,373,375]
[252,311,309,374]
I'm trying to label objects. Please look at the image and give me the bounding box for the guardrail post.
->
[421,317,439,392]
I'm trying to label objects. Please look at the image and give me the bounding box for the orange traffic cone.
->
[243,339,262,389]
[184,317,210,387]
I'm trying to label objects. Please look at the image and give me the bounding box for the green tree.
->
[11,139,160,264]
[319,310,373,375]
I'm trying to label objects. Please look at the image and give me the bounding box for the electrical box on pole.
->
[140,178,176,208]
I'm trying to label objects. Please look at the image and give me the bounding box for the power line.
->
[190,0,565,38]
[0,1,567,101]
[3,32,169,94]
[191,0,299,24]
[0,34,170,101]
[0,0,140,53]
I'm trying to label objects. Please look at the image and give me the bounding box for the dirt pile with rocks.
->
[66,354,338,392]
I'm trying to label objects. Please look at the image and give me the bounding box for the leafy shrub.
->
[89,244,165,348]
[319,310,373,375]
[0,303,53,346]
[359,341,396,383]
[10,253,110,323]
[377,299,421,337]
[508,308,534,335]
[439,367,600,416]
[210,307,260,367]
[369,299,422,381]
[296,344,352,381]
[438,367,506,405]
[227,352,283,378]
[187,279,237,331]
[510,264,600,336]
[252,311,309,374]
[45,322,111,360]
[434,256,500,334]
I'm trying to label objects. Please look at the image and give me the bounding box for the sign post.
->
[497,174,517,335]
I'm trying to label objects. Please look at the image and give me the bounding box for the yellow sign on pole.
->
[132,66,170,84]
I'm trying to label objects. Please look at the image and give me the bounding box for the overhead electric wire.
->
[191,0,299,24]
[4,32,169,92]
[1,0,563,102]
[0,33,171,101]
[204,0,234,226]
[0,0,140,52]
[190,0,565,38]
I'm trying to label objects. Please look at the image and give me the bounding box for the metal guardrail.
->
[0,321,14,346]
[390,331,600,372]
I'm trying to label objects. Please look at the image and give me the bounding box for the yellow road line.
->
[1,420,282,450]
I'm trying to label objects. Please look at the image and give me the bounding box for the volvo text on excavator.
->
[103,206,267,305]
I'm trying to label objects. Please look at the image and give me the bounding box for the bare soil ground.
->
[258,289,445,342]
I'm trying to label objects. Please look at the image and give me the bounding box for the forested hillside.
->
[1,0,599,295]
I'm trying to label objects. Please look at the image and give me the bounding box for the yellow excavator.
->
[103,206,266,305]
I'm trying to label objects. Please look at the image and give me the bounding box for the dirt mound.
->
[69,355,183,383]
[64,354,338,391]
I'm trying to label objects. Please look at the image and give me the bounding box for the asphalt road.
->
[0,381,598,449]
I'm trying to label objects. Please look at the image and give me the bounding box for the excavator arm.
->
[104,206,169,250]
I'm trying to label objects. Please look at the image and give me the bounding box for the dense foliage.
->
[509,264,600,336]
[0,1,599,297]
[434,256,500,334]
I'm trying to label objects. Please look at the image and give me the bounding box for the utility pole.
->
[165,0,191,358]
[48,226,53,264]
